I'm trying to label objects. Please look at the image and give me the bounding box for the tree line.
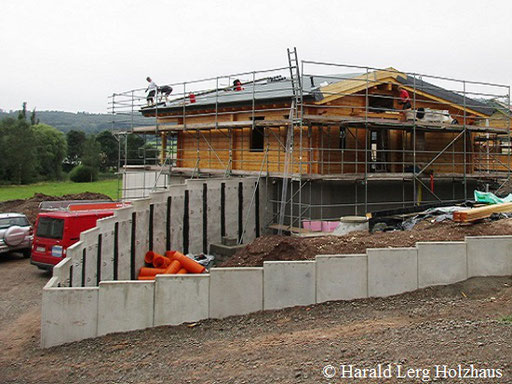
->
[0,103,146,184]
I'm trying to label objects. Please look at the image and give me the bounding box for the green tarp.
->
[474,190,512,205]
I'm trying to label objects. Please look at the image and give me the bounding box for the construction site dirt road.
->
[1,251,511,383]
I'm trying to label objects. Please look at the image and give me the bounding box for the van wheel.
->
[22,249,31,258]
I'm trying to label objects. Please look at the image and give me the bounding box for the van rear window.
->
[36,217,64,239]
[0,217,29,229]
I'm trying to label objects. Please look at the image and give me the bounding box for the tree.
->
[33,123,67,180]
[30,108,39,125]
[18,102,27,121]
[123,133,145,165]
[65,130,86,165]
[81,135,101,181]
[0,117,37,184]
[96,130,118,171]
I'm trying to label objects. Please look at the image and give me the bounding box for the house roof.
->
[396,76,494,116]
[141,69,495,117]
[140,74,360,113]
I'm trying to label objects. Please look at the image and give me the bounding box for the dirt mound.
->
[222,218,512,267]
[0,192,112,224]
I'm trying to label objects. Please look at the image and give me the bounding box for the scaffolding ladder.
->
[277,47,302,234]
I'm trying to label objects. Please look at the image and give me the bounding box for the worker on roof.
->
[233,79,244,91]
[398,86,412,121]
[398,86,411,110]
[146,77,158,106]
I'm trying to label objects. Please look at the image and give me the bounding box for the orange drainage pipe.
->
[144,251,156,264]
[177,268,188,274]
[164,260,182,274]
[153,254,171,268]
[137,275,155,280]
[139,267,166,277]
[169,251,205,274]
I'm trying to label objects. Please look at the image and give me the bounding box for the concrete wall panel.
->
[466,236,512,277]
[224,181,239,239]
[368,248,418,297]
[209,267,263,318]
[97,281,154,336]
[80,227,100,287]
[154,275,209,326]
[96,216,115,282]
[187,184,204,254]
[263,261,316,310]
[417,242,467,288]
[206,180,223,248]
[316,254,368,302]
[242,179,257,243]
[41,287,98,348]
[169,185,185,252]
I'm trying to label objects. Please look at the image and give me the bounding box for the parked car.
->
[30,201,127,270]
[0,213,33,258]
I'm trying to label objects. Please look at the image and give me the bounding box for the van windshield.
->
[36,217,64,239]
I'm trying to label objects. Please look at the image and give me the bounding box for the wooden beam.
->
[453,203,512,222]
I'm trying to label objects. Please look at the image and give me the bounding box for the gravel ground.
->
[0,254,511,383]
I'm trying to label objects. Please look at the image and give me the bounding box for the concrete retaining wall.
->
[41,235,512,348]
[58,178,261,289]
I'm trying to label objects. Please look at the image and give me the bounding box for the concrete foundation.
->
[154,275,210,326]
[466,236,512,277]
[417,242,467,288]
[263,261,316,310]
[368,248,418,297]
[97,281,154,336]
[41,283,98,348]
[209,267,263,318]
[316,254,368,302]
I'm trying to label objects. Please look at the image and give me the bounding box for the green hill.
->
[0,110,146,133]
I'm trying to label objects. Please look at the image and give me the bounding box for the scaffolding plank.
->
[133,119,292,133]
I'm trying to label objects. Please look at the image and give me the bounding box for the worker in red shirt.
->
[398,86,412,110]
[398,86,412,121]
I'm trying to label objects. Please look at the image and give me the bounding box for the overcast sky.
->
[1,0,511,113]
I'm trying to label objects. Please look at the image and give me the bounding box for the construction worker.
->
[398,86,412,121]
[146,77,158,106]
[398,86,411,110]
[233,79,244,91]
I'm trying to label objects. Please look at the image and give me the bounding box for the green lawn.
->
[0,178,120,201]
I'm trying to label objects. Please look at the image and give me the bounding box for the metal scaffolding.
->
[108,51,511,233]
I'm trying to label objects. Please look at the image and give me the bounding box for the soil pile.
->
[222,218,512,267]
[0,192,112,224]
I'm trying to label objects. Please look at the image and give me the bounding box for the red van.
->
[30,201,127,270]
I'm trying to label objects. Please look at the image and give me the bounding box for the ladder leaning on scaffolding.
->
[277,47,302,235]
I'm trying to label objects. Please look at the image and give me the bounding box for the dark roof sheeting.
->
[396,76,494,116]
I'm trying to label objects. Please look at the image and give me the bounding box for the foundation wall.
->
[42,236,511,347]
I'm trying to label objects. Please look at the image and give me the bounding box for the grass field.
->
[0,178,120,201]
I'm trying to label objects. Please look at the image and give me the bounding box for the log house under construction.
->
[110,50,511,233]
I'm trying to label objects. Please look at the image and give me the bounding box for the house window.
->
[369,94,394,113]
[250,116,265,152]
